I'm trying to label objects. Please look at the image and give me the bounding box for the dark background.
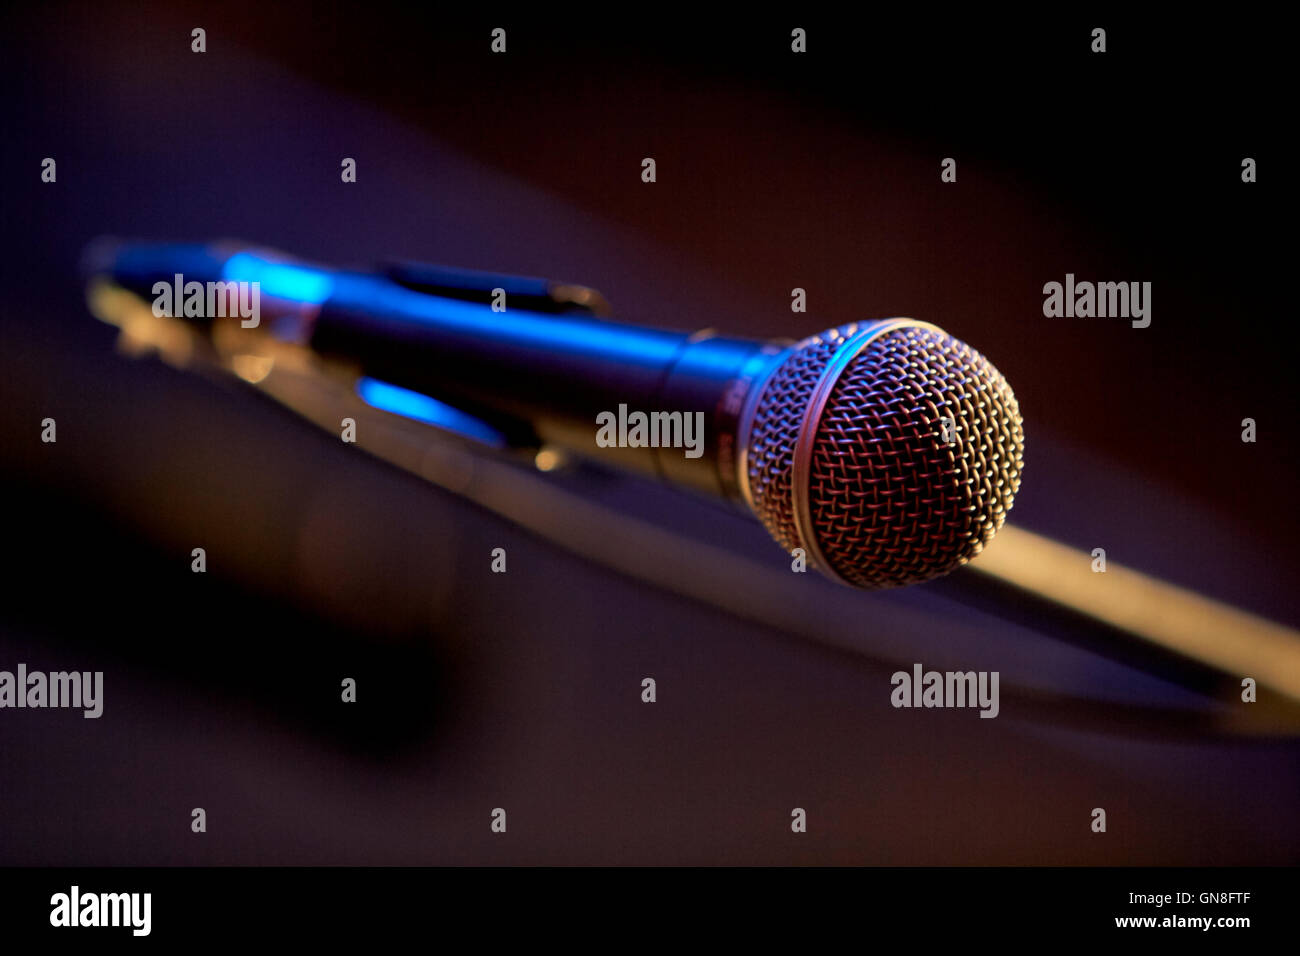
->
[0,4,1295,864]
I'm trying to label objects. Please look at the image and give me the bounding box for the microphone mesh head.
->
[743,322,1024,588]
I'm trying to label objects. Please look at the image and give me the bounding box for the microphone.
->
[84,240,1025,589]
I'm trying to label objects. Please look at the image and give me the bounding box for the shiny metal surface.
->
[743,321,1024,588]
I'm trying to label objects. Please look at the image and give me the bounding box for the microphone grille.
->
[742,321,1024,588]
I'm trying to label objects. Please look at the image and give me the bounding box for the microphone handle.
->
[86,239,786,499]
[311,274,785,499]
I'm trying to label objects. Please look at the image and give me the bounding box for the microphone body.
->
[312,276,785,502]
[91,240,780,498]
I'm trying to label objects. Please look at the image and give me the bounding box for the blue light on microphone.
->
[357,377,507,448]
[222,253,335,304]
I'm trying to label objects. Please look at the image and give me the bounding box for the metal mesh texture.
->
[744,323,1024,588]
[743,322,862,563]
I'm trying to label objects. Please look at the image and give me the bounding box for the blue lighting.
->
[222,253,335,304]
[357,377,507,448]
